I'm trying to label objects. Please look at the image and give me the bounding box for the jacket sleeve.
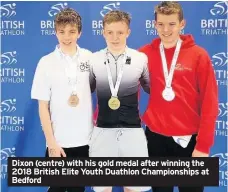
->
[195,49,219,154]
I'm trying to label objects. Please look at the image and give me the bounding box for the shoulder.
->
[128,48,148,61]
[193,45,210,60]
[90,49,105,61]
[79,48,93,58]
[138,44,152,54]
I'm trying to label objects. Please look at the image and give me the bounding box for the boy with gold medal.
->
[89,10,150,192]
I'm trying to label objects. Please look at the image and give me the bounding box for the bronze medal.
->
[68,94,79,107]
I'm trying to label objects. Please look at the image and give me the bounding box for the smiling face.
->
[56,24,81,53]
[155,13,185,48]
[54,8,82,55]
[102,10,131,55]
[103,21,131,55]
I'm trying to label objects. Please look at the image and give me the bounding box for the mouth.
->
[63,42,72,45]
[112,42,119,46]
[162,34,172,37]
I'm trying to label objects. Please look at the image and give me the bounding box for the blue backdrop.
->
[1,1,227,192]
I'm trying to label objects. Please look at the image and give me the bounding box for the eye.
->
[108,31,113,35]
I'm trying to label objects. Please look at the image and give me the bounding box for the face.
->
[103,21,131,53]
[155,13,185,46]
[56,24,81,52]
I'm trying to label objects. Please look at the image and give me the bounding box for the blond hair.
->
[54,8,82,32]
[103,10,131,28]
[155,1,184,21]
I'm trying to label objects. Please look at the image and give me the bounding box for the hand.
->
[192,149,209,157]
[48,143,66,157]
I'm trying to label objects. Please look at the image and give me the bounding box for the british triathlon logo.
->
[215,103,228,137]
[0,3,16,18]
[211,153,228,186]
[92,2,120,35]
[0,99,17,113]
[201,1,227,35]
[1,147,16,180]
[210,2,228,16]
[212,52,228,86]
[0,3,25,36]
[0,51,25,84]
[40,2,68,35]
[218,103,227,117]
[100,2,120,17]
[0,51,17,65]
[212,52,228,67]
[0,99,25,132]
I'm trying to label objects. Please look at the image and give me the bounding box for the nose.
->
[63,33,71,40]
[112,33,119,40]
[163,25,169,32]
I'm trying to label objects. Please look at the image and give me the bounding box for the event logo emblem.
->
[48,3,68,17]
[210,1,228,16]
[0,3,25,36]
[218,103,228,117]
[212,52,228,86]
[0,3,16,18]
[0,51,17,65]
[0,50,25,84]
[0,99,16,113]
[212,52,228,67]
[0,99,25,132]
[201,1,227,35]
[100,2,120,17]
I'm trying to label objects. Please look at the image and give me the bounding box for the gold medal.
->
[108,97,120,110]
[68,94,79,107]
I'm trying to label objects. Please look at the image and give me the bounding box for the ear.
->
[102,29,105,39]
[180,19,186,30]
[126,28,131,38]
[78,31,82,39]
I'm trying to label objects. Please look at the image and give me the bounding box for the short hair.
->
[103,10,131,28]
[155,1,184,21]
[54,8,82,32]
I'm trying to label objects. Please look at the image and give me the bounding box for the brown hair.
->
[155,1,184,21]
[103,10,131,28]
[54,8,82,32]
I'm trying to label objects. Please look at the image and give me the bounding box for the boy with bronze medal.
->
[31,8,93,192]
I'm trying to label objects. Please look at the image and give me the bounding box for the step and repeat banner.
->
[1,1,227,192]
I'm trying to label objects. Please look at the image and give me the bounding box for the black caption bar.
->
[8,157,219,187]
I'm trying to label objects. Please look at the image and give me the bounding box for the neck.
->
[162,38,179,49]
[60,46,77,57]
[108,46,126,56]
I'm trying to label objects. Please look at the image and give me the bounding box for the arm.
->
[38,101,66,157]
[139,54,150,94]
[193,50,219,156]
[31,58,66,157]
